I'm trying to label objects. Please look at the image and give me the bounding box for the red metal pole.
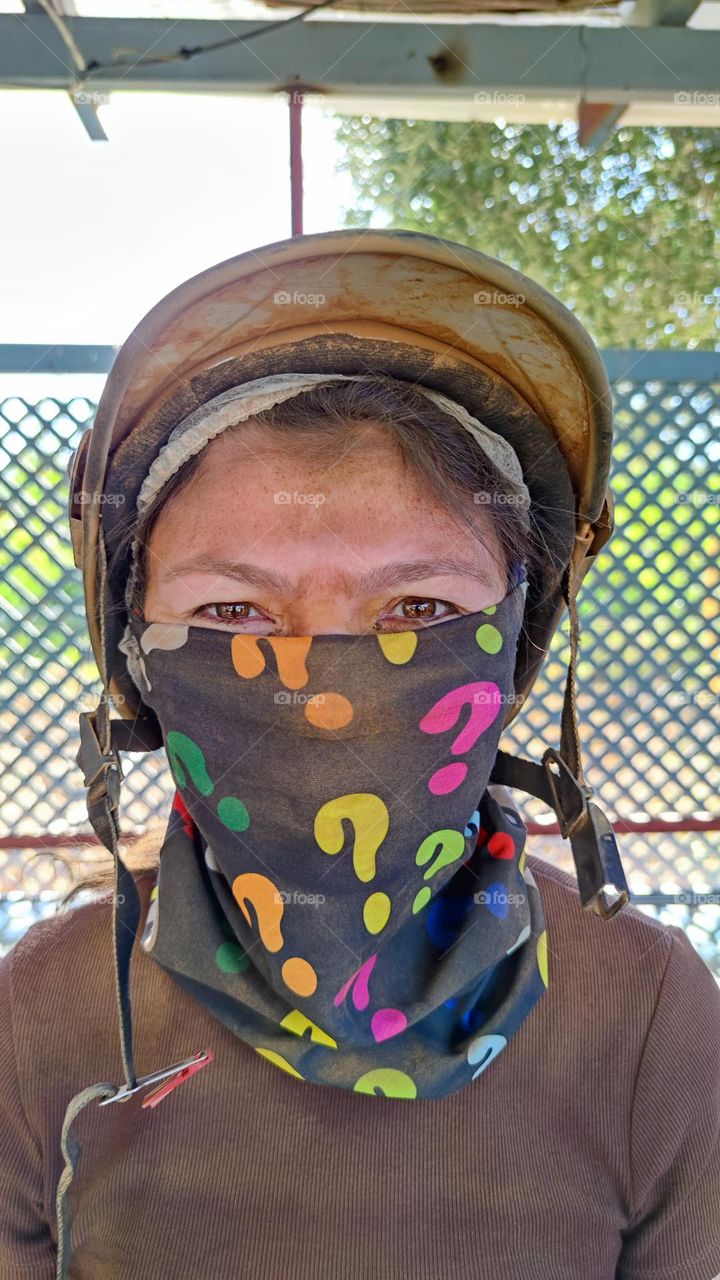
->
[2,817,720,850]
[288,88,304,236]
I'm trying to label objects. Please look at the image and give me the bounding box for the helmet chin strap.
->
[54,528,210,1280]
[55,526,630,1279]
[490,534,630,920]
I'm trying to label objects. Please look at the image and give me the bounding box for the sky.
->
[0,88,358,350]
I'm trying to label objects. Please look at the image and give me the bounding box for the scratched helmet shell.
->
[67,227,614,738]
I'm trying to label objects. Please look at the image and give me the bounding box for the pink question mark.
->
[419,682,503,795]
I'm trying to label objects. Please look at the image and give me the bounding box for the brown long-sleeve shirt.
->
[1,853,719,1280]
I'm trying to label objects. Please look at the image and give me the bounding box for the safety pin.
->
[98,1049,214,1108]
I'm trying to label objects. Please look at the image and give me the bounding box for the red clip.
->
[141,1049,214,1110]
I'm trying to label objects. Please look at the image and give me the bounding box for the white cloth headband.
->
[134,372,531,515]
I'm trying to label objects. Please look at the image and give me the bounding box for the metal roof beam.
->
[0,15,717,102]
[577,0,703,144]
[17,2,107,139]
[625,0,703,26]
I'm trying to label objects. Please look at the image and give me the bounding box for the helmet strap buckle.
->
[541,746,591,839]
[76,706,124,798]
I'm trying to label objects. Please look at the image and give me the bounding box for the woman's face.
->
[143,422,507,636]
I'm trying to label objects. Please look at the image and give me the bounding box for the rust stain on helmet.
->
[72,228,614,726]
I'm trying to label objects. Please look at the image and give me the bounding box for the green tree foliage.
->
[334,117,719,349]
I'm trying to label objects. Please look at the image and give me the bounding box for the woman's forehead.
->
[148,448,501,568]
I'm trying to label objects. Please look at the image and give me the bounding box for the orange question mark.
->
[231,635,353,729]
[232,872,317,997]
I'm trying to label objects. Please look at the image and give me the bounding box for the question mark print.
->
[166,731,250,831]
[506,923,531,956]
[140,622,190,653]
[315,794,391,934]
[353,1068,417,1099]
[231,635,354,729]
[255,1048,304,1079]
[486,831,516,859]
[475,621,503,654]
[412,828,467,913]
[334,958,407,1043]
[216,796,250,832]
[280,1010,338,1048]
[425,894,474,949]
[376,632,418,665]
[140,883,159,952]
[537,930,549,987]
[370,1009,408,1043]
[166,731,213,796]
[334,953,377,1011]
[231,634,312,688]
[233,873,284,950]
[172,789,195,838]
[215,941,250,974]
[419,682,503,794]
[303,691,354,730]
[466,1033,507,1080]
[232,872,318,997]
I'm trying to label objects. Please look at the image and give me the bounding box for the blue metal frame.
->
[0,345,117,375]
[601,348,720,381]
[1,344,718,381]
[1,16,718,101]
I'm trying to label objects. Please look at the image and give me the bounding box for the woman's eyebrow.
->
[162,558,294,593]
[161,556,497,594]
[353,559,498,592]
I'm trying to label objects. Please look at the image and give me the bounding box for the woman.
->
[1,229,718,1280]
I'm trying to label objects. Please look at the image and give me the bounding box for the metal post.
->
[288,87,304,237]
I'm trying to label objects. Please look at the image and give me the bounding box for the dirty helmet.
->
[68,227,629,909]
[57,229,630,1274]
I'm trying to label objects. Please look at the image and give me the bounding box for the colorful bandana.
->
[123,576,549,1100]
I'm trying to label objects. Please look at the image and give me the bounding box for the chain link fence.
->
[1,351,718,972]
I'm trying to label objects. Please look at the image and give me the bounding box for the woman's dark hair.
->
[65,375,547,908]
[120,374,546,615]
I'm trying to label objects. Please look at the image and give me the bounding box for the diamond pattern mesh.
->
[1,370,718,971]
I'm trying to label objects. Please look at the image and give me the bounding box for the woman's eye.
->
[190,598,460,633]
[376,598,459,631]
[193,603,263,626]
